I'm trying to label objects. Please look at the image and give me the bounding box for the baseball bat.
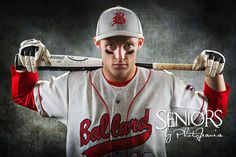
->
[14,54,205,71]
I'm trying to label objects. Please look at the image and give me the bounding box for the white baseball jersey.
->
[33,67,208,157]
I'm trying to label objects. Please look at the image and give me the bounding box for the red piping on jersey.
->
[124,69,151,157]
[126,69,152,121]
[102,66,138,87]
[89,69,152,157]
[89,69,151,157]
[89,71,111,155]
[89,72,110,115]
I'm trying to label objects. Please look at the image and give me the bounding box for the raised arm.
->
[193,50,230,119]
[11,39,51,111]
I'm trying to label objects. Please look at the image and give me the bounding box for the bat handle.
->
[152,63,205,71]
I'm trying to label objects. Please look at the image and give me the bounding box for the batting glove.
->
[192,50,225,77]
[19,39,51,72]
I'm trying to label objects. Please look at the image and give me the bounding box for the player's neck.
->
[102,66,138,87]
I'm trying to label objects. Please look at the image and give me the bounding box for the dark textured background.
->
[0,0,235,157]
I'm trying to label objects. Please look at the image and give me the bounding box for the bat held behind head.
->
[14,54,204,71]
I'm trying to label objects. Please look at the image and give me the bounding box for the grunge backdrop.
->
[0,0,235,157]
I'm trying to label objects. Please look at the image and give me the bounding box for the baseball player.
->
[11,6,230,157]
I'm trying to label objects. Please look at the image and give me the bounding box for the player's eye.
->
[127,43,133,47]
[124,43,134,50]
[106,44,116,50]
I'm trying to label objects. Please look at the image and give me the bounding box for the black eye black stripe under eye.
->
[126,50,134,54]
[105,50,113,54]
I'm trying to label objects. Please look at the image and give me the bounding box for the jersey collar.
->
[102,66,138,87]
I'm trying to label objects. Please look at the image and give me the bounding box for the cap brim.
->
[95,30,144,41]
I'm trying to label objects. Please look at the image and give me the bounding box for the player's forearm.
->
[203,79,230,119]
[11,65,38,111]
[204,74,226,92]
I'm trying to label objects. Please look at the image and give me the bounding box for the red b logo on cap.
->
[112,11,126,26]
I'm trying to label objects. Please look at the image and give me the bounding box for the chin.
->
[111,69,128,77]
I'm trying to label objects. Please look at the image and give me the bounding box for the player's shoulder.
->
[67,68,101,80]
[68,70,89,77]
[153,69,175,81]
[153,69,174,76]
[138,67,174,78]
[138,67,174,82]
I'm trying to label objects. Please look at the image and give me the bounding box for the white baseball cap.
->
[95,6,144,41]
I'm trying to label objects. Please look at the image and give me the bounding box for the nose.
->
[114,46,126,61]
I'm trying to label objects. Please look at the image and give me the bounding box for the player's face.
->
[95,36,144,82]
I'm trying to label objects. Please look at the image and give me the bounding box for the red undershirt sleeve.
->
[11,65,39,111]
[203,82,230,119]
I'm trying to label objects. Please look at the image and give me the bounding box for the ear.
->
[94,37,101,50]
[137,37,145,50]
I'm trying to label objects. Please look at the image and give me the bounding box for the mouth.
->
[113,63,128,69]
